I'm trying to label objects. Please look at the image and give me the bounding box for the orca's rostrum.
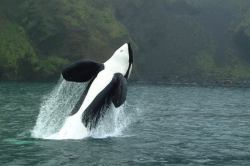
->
[62,43,133,130]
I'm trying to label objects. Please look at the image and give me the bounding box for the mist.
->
[112,0,250,84]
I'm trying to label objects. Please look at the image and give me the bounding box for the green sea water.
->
[0,82,250,165]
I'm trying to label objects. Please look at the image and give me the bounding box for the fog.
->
[112,0,250,83]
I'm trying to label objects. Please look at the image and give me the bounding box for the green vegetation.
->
[1,0,250,84]
[0,0,129,81]
[20,0,129,60]
[0,19,37,80]
[0,17,70,81]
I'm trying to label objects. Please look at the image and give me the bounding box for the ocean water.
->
[0,81,250,166]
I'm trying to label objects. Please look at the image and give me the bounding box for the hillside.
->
[1,0,250,84]
[0,0,129,80]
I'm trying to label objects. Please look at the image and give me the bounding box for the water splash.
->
[89,104,131,138]
[31,77,86,139]
[32,77,135,140]
[46,114,88,140]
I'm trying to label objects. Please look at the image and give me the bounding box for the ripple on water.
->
[0,83,250,165]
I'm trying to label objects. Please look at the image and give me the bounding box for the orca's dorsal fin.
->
[111,73,127,107]
[62,60,104,82]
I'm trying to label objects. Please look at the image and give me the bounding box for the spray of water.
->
[31,77,86,139]
[32,77,134,140]
[89,104,130,138]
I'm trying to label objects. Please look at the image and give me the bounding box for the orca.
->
[62,43,133,130]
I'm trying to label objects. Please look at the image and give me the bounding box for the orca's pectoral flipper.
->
[82,73,127,129]
[62,60,104,82]
[112,73,127,107]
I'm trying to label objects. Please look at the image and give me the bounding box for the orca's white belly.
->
[76,70,114,116]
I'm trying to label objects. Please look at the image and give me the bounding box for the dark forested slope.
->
[0,0,129,80]
[1,0,250,83]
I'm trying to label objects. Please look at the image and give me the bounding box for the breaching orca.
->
[62,43,133,130]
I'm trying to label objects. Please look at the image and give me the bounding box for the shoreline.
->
[1,79,250,88]
[131,80,250,88]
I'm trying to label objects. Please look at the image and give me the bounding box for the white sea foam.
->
[46,114,88,140]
